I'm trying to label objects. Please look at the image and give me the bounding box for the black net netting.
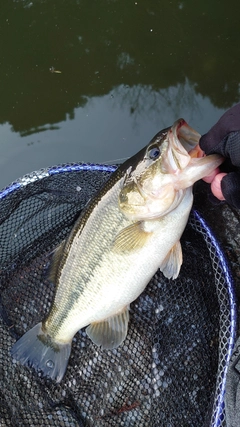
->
[0,163,237,427]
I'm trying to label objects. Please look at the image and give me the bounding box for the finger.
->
[202,168,220,184]
[210,173,227,200]
[188,144,205,158]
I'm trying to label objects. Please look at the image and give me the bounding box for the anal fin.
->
[159,240,182,279]
[86,306,129,349]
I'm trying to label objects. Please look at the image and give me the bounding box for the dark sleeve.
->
[200,104,240,156]
[221,172,240,209]
[225,338,240,427]
[199,105,240,209]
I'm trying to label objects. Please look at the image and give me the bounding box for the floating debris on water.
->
[49,66,62,74]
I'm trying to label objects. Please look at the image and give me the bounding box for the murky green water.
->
[0,0,240,188]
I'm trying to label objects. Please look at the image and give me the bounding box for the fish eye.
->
[147,145,161,160]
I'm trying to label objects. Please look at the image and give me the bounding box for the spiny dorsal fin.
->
[159,240,182,279]
[48,239,66,283]
[113,222,152,252]
[86,306,129,349]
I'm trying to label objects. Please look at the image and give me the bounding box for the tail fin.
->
[11,322,71,383]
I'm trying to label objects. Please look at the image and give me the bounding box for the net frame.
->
[0,162,237,427]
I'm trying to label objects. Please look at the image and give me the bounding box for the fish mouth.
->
[162,119,201,174]
[177,118,201,151]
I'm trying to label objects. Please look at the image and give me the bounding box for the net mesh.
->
[0,163,236,427]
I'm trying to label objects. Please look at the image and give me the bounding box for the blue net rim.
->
[0,162,237,426]
[0,163,116,200]
[193,210,237,426]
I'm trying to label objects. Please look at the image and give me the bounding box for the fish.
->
[11,119,223,382]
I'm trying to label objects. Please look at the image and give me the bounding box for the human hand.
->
[199,104,240,209]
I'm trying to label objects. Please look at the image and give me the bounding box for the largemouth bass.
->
[11,119,223,382]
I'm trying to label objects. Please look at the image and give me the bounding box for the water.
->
[0,0,239,189]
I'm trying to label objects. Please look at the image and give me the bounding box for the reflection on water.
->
[0,80,226,189]
[0,0,240,187]
[112,80,202,129]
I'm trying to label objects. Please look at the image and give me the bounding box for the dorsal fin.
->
[48,240,66,283]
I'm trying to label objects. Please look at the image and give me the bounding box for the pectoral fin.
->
[113,222,152,252]
[86,306,130,349]
[160,241,182,279]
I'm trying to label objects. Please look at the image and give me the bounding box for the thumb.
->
[210,173,226,200]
